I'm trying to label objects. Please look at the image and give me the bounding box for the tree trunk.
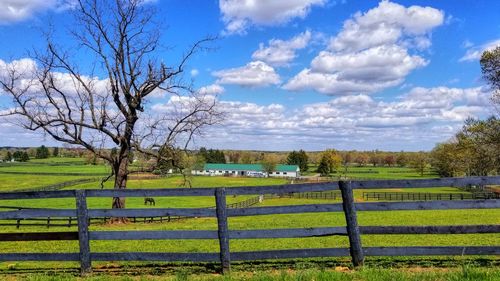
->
[110,155,129,223]
[112,156,129,209]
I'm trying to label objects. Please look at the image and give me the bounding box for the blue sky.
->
[0,0,499,151]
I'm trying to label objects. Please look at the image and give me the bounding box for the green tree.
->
[262,155,278,175]
[12,151,22,161]
[21,151,30,162]
[480,46,500,112]
[240,151,254,164]
[286,150,308,172]
[36,145,50,159]
[53,147,59,157]
[3,151,12,162]
[317,157,330,176]
[431,141,464,177]
[456,117,500,176]
[317,149,342,176]
[410,152,429,176]
[396,152,408,167]
[156,147,182,175]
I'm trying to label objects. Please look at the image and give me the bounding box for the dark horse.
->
[144,197,155,206]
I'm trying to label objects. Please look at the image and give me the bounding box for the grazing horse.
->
[144,197,155,206]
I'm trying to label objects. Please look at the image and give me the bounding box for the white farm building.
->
[193,163,300,178]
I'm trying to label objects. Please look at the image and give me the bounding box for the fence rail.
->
[0,195,264,229]
[363,191,500,201]
[264,191,341,200]
[0,176,499,275]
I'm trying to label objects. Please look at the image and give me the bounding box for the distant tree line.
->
[198,147,226,163]
[431,117,499,177]
[2,150,29,162]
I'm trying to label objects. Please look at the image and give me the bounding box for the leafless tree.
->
[0,0,221,212]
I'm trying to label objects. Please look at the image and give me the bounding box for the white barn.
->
[193,163,300,178]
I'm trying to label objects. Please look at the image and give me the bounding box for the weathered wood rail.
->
[363,191,500,201]
[0,176,499,275]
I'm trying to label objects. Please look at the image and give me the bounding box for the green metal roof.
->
[203,163,299,172]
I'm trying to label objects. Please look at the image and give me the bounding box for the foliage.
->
[52,147,59,157]
[317,149,342,176]
[286,150,308,172]
[12,151,29,162]
[431,117,500,177]
[430,142,463,177]
[199,147,226,164]
[261,154,279,175]
[383,154,396,166]
[409,152,428,176]
[354,153,369,166]
[3,151,12,162]
[35,145,50,159]
[396,152,409,167]
[480,46,500,112]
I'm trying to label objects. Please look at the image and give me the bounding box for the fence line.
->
[2,195,265,229]
[0,176,499,275]
[264,191,341,200]
[363,191,500,201]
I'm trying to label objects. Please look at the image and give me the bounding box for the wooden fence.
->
[0,195,264,228]
[0,176,499,275]
[264,191,341,200]
[363,191,500,201]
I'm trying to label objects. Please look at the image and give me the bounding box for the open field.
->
[0,158,498,277]
[0,163,109,175]
[303,164,438,180]
[0,174,91,192]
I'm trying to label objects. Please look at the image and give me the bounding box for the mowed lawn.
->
[0,158,498,273]
[0,174,91,192]
[0,207,499,272]
[304,165,438,180]
[0,163,109,175]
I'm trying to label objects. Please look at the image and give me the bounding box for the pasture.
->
[304,164,438,180]
[0,158,498,279]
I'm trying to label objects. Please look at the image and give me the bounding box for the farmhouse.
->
[193,163,300,178]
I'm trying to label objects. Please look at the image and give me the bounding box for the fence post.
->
[75,189,92,275]
[339,180,364,268]
[215,188,231,274]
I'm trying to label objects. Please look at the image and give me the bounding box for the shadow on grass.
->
[1,257,498,277]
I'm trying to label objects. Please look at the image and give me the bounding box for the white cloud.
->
[184,85,493,150]
[283,0,444,96]
[219,0,327,35]
[460,39,500,62]
[329,0,443,52]
[252,30,312,67]
[283,68,402,95]
[198,84,225,95]
[190,69,199,77]
[0,0,74,24]
[213,61,281,87]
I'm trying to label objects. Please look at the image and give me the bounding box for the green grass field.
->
[0,157,498,279]
[3,267,500,281]
[0,174,91,192]
[303,164,438,180]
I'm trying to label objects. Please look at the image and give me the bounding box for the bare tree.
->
[0,0,221,212]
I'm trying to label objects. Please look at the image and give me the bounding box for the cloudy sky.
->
[0,0,499,151]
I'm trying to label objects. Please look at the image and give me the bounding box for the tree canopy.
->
[480,46,500,113]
